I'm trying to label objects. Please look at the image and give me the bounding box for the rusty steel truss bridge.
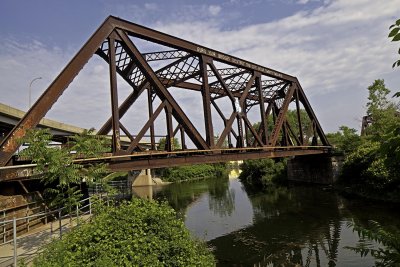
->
[0,16,330,177]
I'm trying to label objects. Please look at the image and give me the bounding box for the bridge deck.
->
[0,146,329,182]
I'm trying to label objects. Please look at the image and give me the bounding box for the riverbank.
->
[335,184,400,204]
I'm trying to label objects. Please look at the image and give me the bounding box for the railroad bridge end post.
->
[287,154,344,185]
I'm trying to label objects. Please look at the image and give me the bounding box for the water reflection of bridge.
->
[151,176,388,267]
[208,185,343,266]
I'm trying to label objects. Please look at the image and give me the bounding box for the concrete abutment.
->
[287,154,344,184]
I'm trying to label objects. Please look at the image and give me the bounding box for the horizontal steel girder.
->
[0,147,330,181]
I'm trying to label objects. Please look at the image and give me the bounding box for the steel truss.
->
[0,16,330,169]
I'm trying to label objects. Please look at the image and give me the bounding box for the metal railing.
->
[88,180,131,197]
[0,195,102,267]
[1,200,47,244]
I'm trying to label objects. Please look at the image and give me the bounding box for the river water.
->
[134,175,400,266]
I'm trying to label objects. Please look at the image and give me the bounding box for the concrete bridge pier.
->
[287,155,344,185]
[128,169,155,187]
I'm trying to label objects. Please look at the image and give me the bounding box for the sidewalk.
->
[0,215,90,267]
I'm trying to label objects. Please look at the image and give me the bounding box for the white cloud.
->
[154,0,400,131]
[1,0,399,135]
[297,0,310,4]
[209,5,222,16]
[144,3,157,11]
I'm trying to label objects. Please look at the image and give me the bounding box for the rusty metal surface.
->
[107,149,328,171]
[0,147,330,181]
[0,16,330,168]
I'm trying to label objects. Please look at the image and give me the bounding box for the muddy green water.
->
[141,177,399,266]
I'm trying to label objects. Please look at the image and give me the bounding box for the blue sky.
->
[1,0,399,135]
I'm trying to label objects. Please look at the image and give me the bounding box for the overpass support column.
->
[287,155,343,184]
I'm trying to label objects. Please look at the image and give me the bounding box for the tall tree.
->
[364,79,399,139]
[20,128,109,210]
[325,126,361,153]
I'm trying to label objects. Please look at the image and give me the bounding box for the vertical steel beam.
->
[108,36,121,153]
[200,56,214,148]
[226,119,232,148]
[295,87,304,145]
[180,126,186,150]
[165,104,173,151]
[256,75,268,145]
[147,87,156,150]
[244,101,250,146]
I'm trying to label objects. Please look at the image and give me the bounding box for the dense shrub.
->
[339,140,400,201]
[239,158,287,188]
[33,198,215,266]
[159,163,227,182]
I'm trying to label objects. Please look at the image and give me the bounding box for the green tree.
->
[158,137,181,150]
[20,128,109,210]
[326,126,361,153]
[286,109,313,143]
[33,198,215,266]
[339,79,400,201]
[363,80,400,140]
[239,158,287,188]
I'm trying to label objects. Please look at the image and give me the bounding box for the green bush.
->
[33,198,215,267]
[239,158,287,188]
[339,140,400,201]
[159,163,227,182]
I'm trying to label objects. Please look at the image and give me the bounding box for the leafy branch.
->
[345,220,400,266]
[389,18,400,69]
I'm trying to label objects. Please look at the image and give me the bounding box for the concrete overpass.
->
[0,103,86,140]
[0,103,149,146]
